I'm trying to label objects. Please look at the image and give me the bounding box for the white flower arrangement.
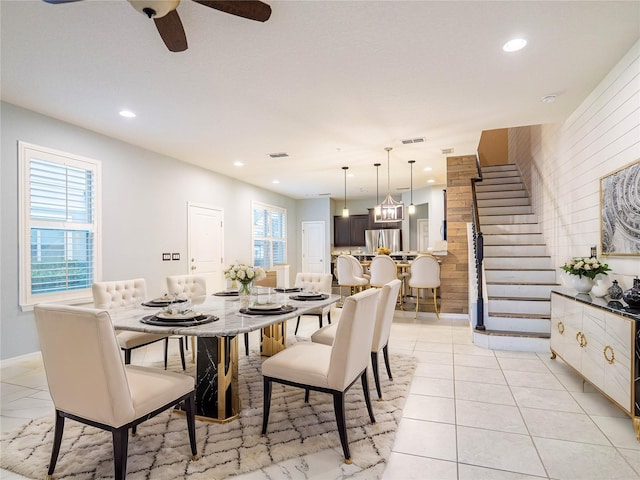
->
[560,256,611,280]
[224,263,266,285]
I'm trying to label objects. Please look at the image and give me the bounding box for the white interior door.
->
[188,203,224,293]
[417,219,430,252]
[302,221,325,273]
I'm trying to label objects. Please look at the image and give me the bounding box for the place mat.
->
[141,314,217,327]
[142,298,187,307]
[289,293,329,301]
[274,287,301,293]
[239,305,296,316]
[213,290,239,297]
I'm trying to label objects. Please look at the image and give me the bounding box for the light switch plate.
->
[172,253,180,261]
[162,253,171,261]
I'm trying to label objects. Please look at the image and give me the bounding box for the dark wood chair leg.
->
[163,338,169,370]
[304,388,310,403]
[47,411,65,477]
[184,335,189,351]
[179,338,186,371]
[371,351,382,399]
[361,370,376,423]
[327,311,331,324]
[112,427,129,480]
[382,344,393,380]
[184,393,198,459]
[332,391,351,463]
[294,316,301,335]
[124,349,132,365]
[317,314,323,329]
[261,377,272,434]
[244,333,249,356]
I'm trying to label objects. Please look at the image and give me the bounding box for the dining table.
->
[109,291,340,423]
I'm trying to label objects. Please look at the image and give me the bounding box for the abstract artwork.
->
[601,160,640,256]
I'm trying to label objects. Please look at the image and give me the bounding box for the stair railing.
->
[471,153,485,331]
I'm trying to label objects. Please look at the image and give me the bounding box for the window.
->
[252,202,286,269]
[19,142,101,310]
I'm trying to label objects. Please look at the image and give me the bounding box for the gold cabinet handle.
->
[604,345,615,364]
[557,321,565,334]
[576,331,581,344]
[580,333,587,348]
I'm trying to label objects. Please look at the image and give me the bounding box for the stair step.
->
[472,331,550,352]
[482,170,521,179]
[485,269,556,283]
[484,256,552,269]
[484,245,548,256]
[484,314,550,334]
[488,298,550,315]
[480,213,538,224]
[487,283,556,297]
[479,205,533,216]
[481,164,519,173]
[482,224,541,234]
[483,233,545,245]
[476,189,528,200]
[489,312,550,319]
[480,177,525,186]
[475,329,550,339]
[477,197,530,207]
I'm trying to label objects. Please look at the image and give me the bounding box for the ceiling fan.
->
[42,0,272,52]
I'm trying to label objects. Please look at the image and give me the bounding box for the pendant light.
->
[374,163,381,217]
[374,147,404,223]
[408,160,416,215]
[342,166,349,218]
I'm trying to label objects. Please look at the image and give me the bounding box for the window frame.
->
[251,201,287,269]
[18,141,102,311]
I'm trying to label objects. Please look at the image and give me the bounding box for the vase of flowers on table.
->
[224,263,266,307]
[560,256,611,294]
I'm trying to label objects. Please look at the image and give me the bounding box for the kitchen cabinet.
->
[551,292,638,440]
[333,215,369,247]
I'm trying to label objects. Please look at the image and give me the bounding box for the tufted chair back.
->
[294,272,333,294]
[92,278,146,309]
[166,275,207,302]
[369,255,398,287]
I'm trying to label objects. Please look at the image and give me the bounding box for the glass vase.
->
[239,281,252,308]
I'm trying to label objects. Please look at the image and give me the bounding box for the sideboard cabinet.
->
[550,291,639,441]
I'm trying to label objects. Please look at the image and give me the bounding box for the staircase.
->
[474,164,557,351]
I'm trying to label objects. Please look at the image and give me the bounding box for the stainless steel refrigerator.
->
[365,229,402,253]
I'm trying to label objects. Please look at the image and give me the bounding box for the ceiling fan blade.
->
[154,9,188,52]
[193,1,271,22]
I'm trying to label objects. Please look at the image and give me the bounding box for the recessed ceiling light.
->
[233,161,244,167]
[427,179,435,183]
[503,38,527,52]
[423,166,433,172]
[272,180,280,184]
[119,109,136,118]
[542,94,557,103]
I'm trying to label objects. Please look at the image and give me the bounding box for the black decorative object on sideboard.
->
[608,279,623,300]
[623,277,640,308]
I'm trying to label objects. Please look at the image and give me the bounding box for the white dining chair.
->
[293,272,334,335]
[261,288,380,464]
[311,279,402,399]
[166,274,207,362]
[33,303,198,480]
[336,254,369,304]
[407,255,441,316]
[92,278,185,370]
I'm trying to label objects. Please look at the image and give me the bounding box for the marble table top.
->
[109,292,340,337]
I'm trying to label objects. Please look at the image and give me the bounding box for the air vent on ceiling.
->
[441,148,454,155]
[268,152,289,158]
[401,137,425,144]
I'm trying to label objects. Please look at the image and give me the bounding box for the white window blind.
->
[252,202,286,269]
[19,142,101,309]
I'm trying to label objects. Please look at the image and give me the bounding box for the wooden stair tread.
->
[489,296,550,301]
[487,282,560,286]
[475,329,550,339]
[488,312,550,319]
[485,268,555,271]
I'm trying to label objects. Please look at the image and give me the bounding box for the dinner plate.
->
[296,291,323,297]
[213,290,239,297]
[142,298,187,307]
[274,287,301,293]
[246,303,282,311]
[289,294,328,301]
[156,310,200,320]
[239,305,296,315]
[141,314,217,327]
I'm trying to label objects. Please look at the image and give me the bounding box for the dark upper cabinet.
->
[334,214,369,246]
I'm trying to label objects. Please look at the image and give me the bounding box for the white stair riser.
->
[483,233,545,245]
[489,299,550,315]
[482,224,541,234]
[478,197,530,207]
[483,170,521,179]
[484,316,551,334]
[480,214,538,224]
[481,165,519,173]
[480,177,525,186]
[487,284,555,298]
[484,256,552,269]
[476,189,527,200]
[485,269,556,283]
[473,332,550,352]
[484,245,548,256]
[479,205,533,216]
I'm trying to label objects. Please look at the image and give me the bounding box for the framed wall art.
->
[600,160,640,256]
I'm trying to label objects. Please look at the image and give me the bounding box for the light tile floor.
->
[2,313,639,479]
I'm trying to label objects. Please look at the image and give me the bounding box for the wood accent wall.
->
[440,155,477,314]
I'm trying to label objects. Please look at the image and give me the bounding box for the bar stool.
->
[337,254,369,304]
[407,255,440,317]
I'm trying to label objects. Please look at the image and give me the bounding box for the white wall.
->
[0,102,303,359]
[510,39,640,291]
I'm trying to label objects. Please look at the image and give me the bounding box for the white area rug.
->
[1,350,416,479]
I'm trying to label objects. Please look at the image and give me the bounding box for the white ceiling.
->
[2,1,639,200]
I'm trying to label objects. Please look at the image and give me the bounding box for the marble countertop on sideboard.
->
[552,287,640,322]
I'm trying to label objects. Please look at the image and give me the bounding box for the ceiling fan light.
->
[128,0,180,19]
